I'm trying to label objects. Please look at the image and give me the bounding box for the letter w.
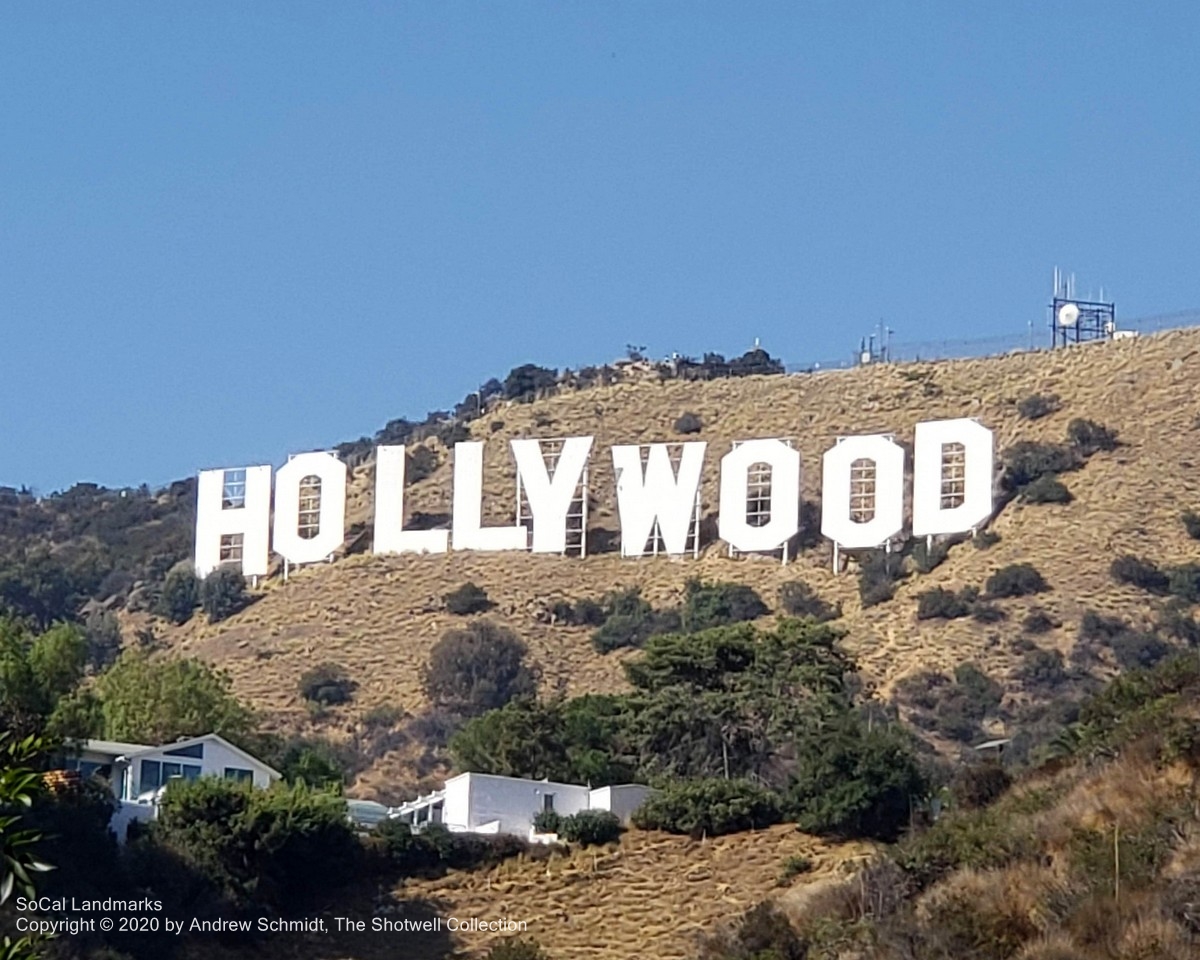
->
[611,442,706,557]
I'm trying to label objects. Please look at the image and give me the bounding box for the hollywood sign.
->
[194,418,994,578]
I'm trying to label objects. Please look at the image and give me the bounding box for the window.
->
[219,533,243,563]
[140,759,161,792]
[297,475,322,539]
[849,458,877,523]
[542,793,555,813]
[222,469,246,509]
[144,759,200,791]
[940,442,966,509]
[224,767,253,783]
[160,761,201,781]
[163,743,204,759]
[745,461,772,527]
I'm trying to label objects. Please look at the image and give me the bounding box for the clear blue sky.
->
[3,3,1198,493]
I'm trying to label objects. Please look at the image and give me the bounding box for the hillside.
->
[11,327,1200,960]
[135,327,1200,799]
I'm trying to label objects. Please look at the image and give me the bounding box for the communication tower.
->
[1050,268,1116,348]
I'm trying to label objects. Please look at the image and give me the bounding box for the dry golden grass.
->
[397,826,872,959]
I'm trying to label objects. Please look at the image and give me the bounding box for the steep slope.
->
[144,328,1200,797]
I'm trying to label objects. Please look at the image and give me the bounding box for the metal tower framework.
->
[515,438,589,558]
[625,442,702,559]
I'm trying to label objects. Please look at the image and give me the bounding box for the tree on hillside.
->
[785,714,927,841]
[0,620,87,738]
[200,566,247,623]
[503,364,557,402]
[149,777,358,914]
[83,610,122,672]
[422,621,537,717]
[0,548,100,630]
[95,651,255,746]
[156,563,200,625]
[450,694,635,785]
[680,579,768,633]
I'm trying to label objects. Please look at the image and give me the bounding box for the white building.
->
[390,772,653,842]
[63,732,281,842]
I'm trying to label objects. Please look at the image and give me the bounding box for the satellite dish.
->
[1057,302,1080,327]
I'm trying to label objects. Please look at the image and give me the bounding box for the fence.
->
[783,308,1200,374]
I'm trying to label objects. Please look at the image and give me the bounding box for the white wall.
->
[442,776,472,830]
[111,801,156,844]
[453,774,591,836]
[590,785,654,823]
[130,738,274,796]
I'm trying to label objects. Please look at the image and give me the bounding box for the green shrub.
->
[951,762,1012,810]
[558,809,621,846]
[1110,555,1170,594]
[673,412,703,435]
[1167,563,1200,602]
[631,778,782,838]
[681,579,768,633]
[911,539,950,573]
[970,602,1006,623]
[1020,474,1073,504]
[363,703,404,729]
[786,718,927,841]
[1066,418,1118,455]
[776,581,840,621]
[1022,608,1059,634]
[1183,511,1200,540]
[1015,648,1069,692]
[485,938,551,960]
[1017,393,1061,420]
[778,854,814,884]
[444,581,493,615]
[1086,611,1133,642]
[1000,441,1083,493]
[897,665,1001,745]
[698,901,805,960]
[298,662,357,706]
[1110,631,1174,671]
[892,804,1036,892]
[373,820,529,876]
[1158,601,1200,646]
[532,809,561,834]
[916,587,972,620]
[83,610,122,671]
[273,738,348,789]
[156,563,199,624]
[858,549,905,608]
[148,777,359,913]
[590,587,681,653]
[406,445,440,483]
[503,364,557,402]
[972,530,1001,550]
[200,566,247,623]
[422,620,536,716]
[985,563,1048,598]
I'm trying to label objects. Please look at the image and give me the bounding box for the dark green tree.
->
[156,563,200,625]
[422,621,536,717]
[200,566,247,623]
